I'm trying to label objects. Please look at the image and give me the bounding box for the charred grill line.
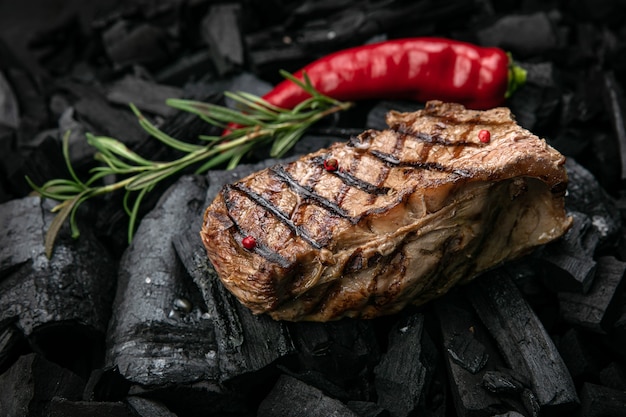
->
[369,150,472,177]
[270,165,359,224]
[221,189,293,267]
[310,156,392,195]
[226,183,323,249]
[394,125,482,147]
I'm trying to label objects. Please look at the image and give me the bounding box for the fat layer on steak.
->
[201,101,572,321]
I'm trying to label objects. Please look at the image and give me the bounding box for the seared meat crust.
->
[201,101,571,321]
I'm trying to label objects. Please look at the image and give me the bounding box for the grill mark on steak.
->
[310,155,392,195]
[270,165,359,224]
[225,183,323,249]
[369,149,471,178]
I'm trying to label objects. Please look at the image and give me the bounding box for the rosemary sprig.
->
[27,72,353,257]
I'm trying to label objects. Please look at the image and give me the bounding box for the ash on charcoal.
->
[468,269,579,414]
[0,353,84,417]
[0,196,116,377]
[558,256,626,333]
[481,370,526,394]
[374,312,438,417]
[106,75,183,117]
[579,382,626,417]
[257,374,360,417]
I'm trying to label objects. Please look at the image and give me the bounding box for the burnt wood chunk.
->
[82,366,131,402]
[48,398,135,417]
[173,216,294,385]
[106,175,219,386]
[435,297,517,417]
[374,313,437,417]
[201,4,244,75]
[579,382,626,417]
[106,75,183,117]
[126,396,179,417]
[0,353,84,417]
[468,269,579,414]
[257,374,359,417]
[0,197,116,376]
[558,256,626,333]
[557,328,600,381]
[539,211,598,293]
[346,401,390,417]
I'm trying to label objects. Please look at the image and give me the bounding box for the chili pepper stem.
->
[506,54,527,99]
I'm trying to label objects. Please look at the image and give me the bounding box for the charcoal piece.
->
[445,325,488,374]
[0,69,19,128]
[82,366,130,402]
[468,269,579,413]
[155,50,216,85]
[492,413,525,417]
[476,12,558,57]
[73,93,145,148]
[48,398,135,417]
[520,389,540,417]
[201,4,244,75]
[558,256,626,333]
[126,396,179,417]
[482,370,526,394]
[346,400,389,417]
[106,75,183,117]
[599,362,626,390]
[106,175,220,386]
[285,319,379,400]
[603,71,626,181]
[538,211,598,293]
[374,313,437,417]
[435,298,510,417]
[102,21,174,69]
[0,324,26,373]
[0,353,84,417]
[564,158,621,246]
[257,374,359,417]
[557,328,600,381]
[0,196,116,375]
[579,382,626,417]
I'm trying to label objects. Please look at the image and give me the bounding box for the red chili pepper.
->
[263,37,526,111]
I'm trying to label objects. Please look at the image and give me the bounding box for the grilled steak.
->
[201,101,572,321]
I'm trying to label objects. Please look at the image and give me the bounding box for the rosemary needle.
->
[27,72,353,257]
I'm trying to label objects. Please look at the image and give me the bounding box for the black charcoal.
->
[579,382,626,417]
[476,12,559,57]
[106,75,183,117]
[201,4,244,75]
[106,175,219,386]
[558,256,626,333]
[346,400,389,417]
[557,328,599,381]
[257,374,359,417]
[539,211,598,293]
[0,70,19,128]
[435,298,511,417]
[0,325,26,373]
[82,366,130,402]
[564,158,622,246]
[603,71,626,181]
[285,319,379,400]
[102,21,174,69]
[48,398,135,417]
[0,353,84,417]
[374,313,437,417]
[599,362,626,391]
[468,269,579,413]
[482,370,526,394]
[126,396,179,417]
[0,196,116,375]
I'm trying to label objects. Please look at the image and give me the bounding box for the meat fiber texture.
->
[201,101,572,321]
